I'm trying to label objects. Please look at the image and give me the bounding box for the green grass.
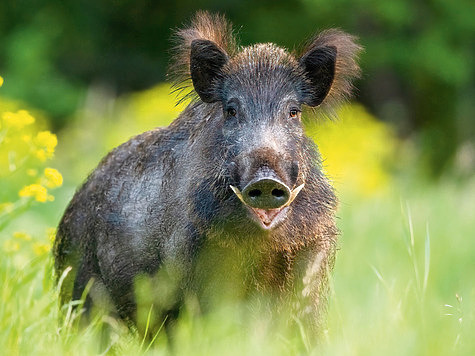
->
[325,178,475,355]
[1,175,474,355]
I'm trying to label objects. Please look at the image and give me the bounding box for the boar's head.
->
[170,12,361,234]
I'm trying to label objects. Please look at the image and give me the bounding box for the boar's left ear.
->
[190,39,228,103]
[168,11,237,104]
[298,29,362,109]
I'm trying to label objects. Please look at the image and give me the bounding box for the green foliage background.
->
[0,0,474,173]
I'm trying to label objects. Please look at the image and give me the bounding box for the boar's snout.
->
[241,177,290,209]
[229,147,305,228]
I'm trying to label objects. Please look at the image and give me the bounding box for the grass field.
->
[1,84,474,355]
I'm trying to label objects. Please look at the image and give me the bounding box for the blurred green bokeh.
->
[0,0,474,175]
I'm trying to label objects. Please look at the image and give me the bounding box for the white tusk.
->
[230,185,246,205]
[284,183,305,207]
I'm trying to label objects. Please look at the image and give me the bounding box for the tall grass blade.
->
[370,264,390,293]
[140,304,154,350]
[292,315,310,353]
[406,204,421,296]
[56,266,72,294]
[144,315,168,353]
[407,204,415,250]
[423,223,431,296]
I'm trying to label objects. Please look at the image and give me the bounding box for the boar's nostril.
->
[248,189,262,198]
[241,178,291,209]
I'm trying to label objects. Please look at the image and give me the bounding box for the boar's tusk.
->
[284,183,305,207]
[230,185,246,204]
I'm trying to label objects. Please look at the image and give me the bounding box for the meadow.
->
[1,81,474,355]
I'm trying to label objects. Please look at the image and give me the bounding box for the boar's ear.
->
[299,46,337,107]
[190,39,228,103]
[298,29,362,110]
[168,12,237,104]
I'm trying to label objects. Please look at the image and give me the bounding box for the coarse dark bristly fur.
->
[54,11,362,336]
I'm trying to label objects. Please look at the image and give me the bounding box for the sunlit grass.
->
[1,178,473,355]
[325,178,475,355]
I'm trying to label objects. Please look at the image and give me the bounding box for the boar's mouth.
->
[230,183,304,230]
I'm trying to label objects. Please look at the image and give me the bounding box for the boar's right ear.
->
[299,46,337,107]
[190,39,228,103]
[299,29,362,110]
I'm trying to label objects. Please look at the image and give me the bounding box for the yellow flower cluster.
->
[1,116,59,176]
[14,231,32,241]
[3,228,54,256]
[44,167,63,188]
[33,242,51,256]
[34,131,58,161]
[0,83,62,240]
[1,76,61,261]
[17,168,62,202]
[2,110,35,129]
[0,95,59,174]
[18,184,51,202]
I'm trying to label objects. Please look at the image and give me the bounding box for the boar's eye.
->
[289,108,300,119]
[227,107,237,117]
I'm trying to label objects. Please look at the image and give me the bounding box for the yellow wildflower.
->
[35,130,57,150]
[13,231,32,241]
[3,239,20,253]
[0,75,3,87]
[34,131,57,161]
[2,110,35,129]
[33,242,51,256]
[35,149,47,162]
[43,167,63,188]
[19,184,48,202]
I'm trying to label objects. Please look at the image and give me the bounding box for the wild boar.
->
[54,11,361,332]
